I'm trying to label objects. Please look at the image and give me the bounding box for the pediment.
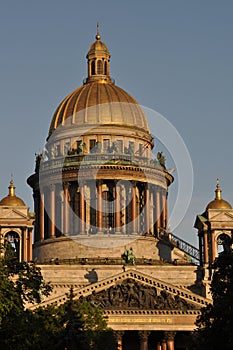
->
[0,208,29,220]
[209,211,233,222]
[33,269,211,311]
[74,269,211,311]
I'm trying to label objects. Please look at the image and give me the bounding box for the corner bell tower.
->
[0,180,34,262]
[195,179,233,268]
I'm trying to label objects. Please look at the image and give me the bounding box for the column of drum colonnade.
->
[115,331,176,350]
[33,180,168,241]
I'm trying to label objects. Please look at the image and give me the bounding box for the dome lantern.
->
[85,26,112,84]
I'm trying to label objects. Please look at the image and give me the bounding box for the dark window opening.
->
[104,61,107,75]
[91,60,95,75]
[97,60,102,74]
[89,139,96,152]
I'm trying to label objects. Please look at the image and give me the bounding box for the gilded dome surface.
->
[206,199,232,210]
[0,196,25,207]
[48,82,150,138]
[0,180,25,206]
[88,38,109,53]
[48,33,150,138]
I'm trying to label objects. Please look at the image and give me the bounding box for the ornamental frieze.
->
[82,278,199,311]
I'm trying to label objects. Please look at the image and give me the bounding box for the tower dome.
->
[0,180,25,206]
[206,179,232,210]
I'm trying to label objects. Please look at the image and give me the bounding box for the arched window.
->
[91,60,95,75]
[97,60,102,74]
[104,61,107,75]
[217,233,231,254]
[4,231,20,261]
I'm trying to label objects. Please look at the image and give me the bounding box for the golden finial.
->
[215,178,222,200]
[8,176,15,197]
[96,22,101,40]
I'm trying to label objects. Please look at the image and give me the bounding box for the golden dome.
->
[206,179,232,210]
[48,32,150,138]
[49,82,149,137]
[88,35,109,53]
[0,180,25,206]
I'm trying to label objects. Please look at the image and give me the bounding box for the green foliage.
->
[0,245,117,350]
[56,289,117,350]
[195,250,233,350]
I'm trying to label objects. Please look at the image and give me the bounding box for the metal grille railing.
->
[169,233,200,263]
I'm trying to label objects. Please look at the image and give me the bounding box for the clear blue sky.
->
[0,1,232,246]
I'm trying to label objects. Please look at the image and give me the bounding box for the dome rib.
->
[48,81,150,139]
[103,83,114,123]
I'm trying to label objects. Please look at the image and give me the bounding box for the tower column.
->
[150,189,154,235]
[22,227,27,261]
[161,190,167,229]
[39,192,45,240]
[138,331,150,350]
[164,331,176,350]
[131,182,137,233]
[50,184,56,237]
[155,189,161,233]
[115,331,124,350]
[199,234,203,266]
[115,181,121,232]
[203,231,209,265]
[211,235,217,263]
[161,340,167,350]
[33,191,39,241]
[97,181,103,231]
[63,183,70,235]
[145,185,150,233]
[80,183,85,233]
[27,228,33,261]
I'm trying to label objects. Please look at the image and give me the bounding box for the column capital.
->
[164,331,176,341]
[138,330,150,341]
[63,181,70,189]
[49,183,56,191]
[96,179,103,187]
[114,331,124,340]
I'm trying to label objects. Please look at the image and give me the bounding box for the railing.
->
[40,153,161,171]
[40,256,188,266]
[169,233,200,263]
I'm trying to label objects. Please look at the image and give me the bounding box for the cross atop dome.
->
[96,22,101,40]
[215,178,222,200]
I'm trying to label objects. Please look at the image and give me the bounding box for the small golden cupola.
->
[85,25,111,83]
[0,179,25,207]
[206,178,232,210]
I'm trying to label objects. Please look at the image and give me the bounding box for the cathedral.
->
[1,31,233,350]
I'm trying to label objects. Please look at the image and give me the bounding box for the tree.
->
[57,289,118,350]
[0,244,117,350]
[0,243,52,349]
[195,249,233,349]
